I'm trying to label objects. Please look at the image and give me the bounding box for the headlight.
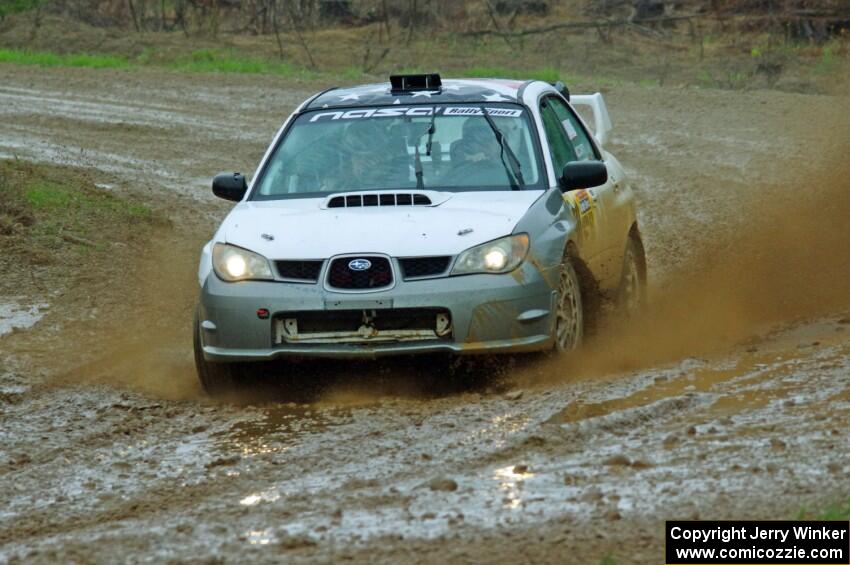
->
[451,234,529,275]
[212,243,273,282]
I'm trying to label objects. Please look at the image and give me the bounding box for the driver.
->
[449,117,512,185]
[451,118,500,165]
[291,119,404,192]
[337,119,406,190]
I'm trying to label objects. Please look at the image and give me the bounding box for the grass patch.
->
[0,46,604,88]
[0,48,132,69]
[817,500,850,520]
[796,499,850,521]
[0,46,310,76]
[814,46,838,76]
[166,48,314,77]
[0,160,159,259]
[25,181,74,209]
[25,180,152,219]
[0,46,327,78]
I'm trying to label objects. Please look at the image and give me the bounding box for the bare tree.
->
[280,0,317,69]
[127,0,141,31]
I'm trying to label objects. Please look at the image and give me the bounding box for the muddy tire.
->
[554,252,584,352]
[193,307,242,395]
[615,235,647,319]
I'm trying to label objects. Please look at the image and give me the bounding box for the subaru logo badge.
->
[348,258,372,271]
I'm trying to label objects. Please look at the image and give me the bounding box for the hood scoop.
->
[322,190,450,209]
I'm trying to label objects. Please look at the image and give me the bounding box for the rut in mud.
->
[1,65,849,564]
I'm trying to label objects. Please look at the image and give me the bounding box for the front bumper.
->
[198,260,559,361]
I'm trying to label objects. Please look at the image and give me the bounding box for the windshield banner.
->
[308,106,523,123]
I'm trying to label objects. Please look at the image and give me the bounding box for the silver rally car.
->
[194,73,646,392]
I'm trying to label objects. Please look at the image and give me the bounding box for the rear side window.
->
[547,96,598,162]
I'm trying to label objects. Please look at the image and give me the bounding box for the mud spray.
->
[55,230,203,400]
[545,144,850,381]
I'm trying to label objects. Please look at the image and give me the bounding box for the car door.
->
[539,95,607,283]
[544,94,627,289]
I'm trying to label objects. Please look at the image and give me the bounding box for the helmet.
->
[455,117,498,160]
[340,119,387,155]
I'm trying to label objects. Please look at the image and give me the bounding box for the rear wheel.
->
[554,252,584,352]
[616,236,647,319]
[193,306,243,395]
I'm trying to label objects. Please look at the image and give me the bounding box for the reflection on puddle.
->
[494,465,534,510]
[243,529,274,545]
[214,404,345,457]
[240,487,281,506]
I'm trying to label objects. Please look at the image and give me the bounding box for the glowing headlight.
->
[212,243,273,282]
[225,254,247,278]
[484,249,508,270]
[451,234,529,275]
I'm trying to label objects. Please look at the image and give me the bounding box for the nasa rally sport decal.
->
[308,106,523,123]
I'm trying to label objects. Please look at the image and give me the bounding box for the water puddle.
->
[548,351,811,425]
[0,300,48,337]
[213,403,343,457]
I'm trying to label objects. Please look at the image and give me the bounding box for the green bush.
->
[0,0,43,19]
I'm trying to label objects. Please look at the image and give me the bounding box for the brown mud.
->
[1,63,849,563]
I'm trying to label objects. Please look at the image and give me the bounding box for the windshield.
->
[251,103,544,200]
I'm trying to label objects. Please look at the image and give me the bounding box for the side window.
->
[547,96,598,162]
[539,98,577,177]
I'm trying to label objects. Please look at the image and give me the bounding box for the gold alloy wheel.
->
[555,258,583,352]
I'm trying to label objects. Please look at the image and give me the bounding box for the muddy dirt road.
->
[1,65,849,563]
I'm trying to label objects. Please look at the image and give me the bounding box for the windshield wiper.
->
[480,106,524,190]
[425,107,437,156]
[414,144,424,189]
[414,107,437,189]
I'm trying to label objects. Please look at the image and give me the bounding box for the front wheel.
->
[193,306,243,395]
[554,254,584,352]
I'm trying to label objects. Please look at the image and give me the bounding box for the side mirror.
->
[212,172,247,202]
[560,161,608,192]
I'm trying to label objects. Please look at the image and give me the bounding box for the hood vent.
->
[328,193,430,208]
[322,191,450,209]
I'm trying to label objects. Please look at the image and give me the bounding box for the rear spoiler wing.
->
[570,93,613,147]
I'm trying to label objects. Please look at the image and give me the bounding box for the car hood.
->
[223,190,543,259]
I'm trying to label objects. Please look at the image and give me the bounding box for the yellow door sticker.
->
[563,189,596,242]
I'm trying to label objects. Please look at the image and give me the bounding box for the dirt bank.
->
[1,63,849,563]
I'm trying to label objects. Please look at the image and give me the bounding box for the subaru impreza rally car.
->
[194,73,646,393]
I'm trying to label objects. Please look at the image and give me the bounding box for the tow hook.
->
[358,310,378,339]
[436,313,452,336]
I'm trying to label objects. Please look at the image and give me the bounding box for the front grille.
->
[327,256,393,290]
[275,260,323,282]
[399,256,451,279]
[327,193,433,208]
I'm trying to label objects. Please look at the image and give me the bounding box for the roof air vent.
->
[390,73,442,93]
